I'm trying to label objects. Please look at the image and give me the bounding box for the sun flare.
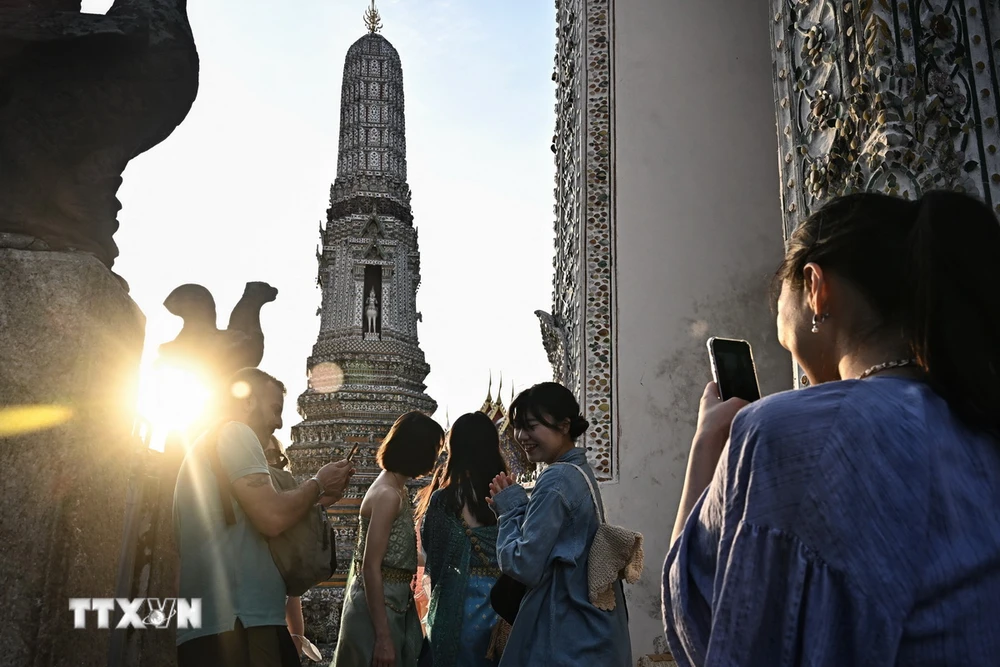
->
[0,405,74,437]
[136,363,214,451]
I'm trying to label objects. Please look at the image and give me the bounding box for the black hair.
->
[774,190,1000,436]
[509,382,589,440]
[376,411,444,478]
[415,412,508,526]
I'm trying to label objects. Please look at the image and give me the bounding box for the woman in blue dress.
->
[663,190,1000,665]
[416,411,508,667]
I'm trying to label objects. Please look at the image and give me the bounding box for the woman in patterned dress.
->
[416,412,509,667]
[332,412,444,667]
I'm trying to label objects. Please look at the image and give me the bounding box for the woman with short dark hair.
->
[333,411,444,667]
[664,190,1000,665]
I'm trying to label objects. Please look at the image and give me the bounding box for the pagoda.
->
[287,0,437,649]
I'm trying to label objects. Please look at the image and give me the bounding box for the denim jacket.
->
[492,447,632,667]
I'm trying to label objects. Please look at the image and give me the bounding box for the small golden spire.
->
[363,0,383,34]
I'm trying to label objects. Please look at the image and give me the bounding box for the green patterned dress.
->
[331,492,422,667]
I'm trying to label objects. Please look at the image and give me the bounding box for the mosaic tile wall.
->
[541,0,617,481]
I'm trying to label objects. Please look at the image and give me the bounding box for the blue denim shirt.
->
[492,447,632,667]
[664,378,1000,666]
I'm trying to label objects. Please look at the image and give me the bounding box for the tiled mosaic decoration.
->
[540,0,617,481]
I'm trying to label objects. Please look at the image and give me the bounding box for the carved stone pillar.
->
[772,0,1000,385]
[0,2,198,664]
[0,1,199,268]
[0,250,145,667]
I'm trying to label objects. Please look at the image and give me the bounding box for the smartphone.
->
[346,443,360,462]
[707,337,761,402]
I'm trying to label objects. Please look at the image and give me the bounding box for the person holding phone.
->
[174,368,353,667]
[488,383,632,667]
[663,191,1000,666]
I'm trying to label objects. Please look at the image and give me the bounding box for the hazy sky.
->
[80,0,558,442]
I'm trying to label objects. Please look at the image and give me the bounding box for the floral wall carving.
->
[772,0,999,386]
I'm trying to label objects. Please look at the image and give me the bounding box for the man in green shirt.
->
[173,367,353,667]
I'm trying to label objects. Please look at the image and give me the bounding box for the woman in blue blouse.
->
[488,382,632,667]
[663,190,1000,665]
[416,411,508,667]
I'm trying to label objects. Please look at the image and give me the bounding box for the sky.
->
[79,0,558,443]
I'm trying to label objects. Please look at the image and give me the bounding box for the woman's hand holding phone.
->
[693,381,749,473]
[670,381,749,544]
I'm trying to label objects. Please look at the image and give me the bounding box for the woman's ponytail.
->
[906,190,1000,435]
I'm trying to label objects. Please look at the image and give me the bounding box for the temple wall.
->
[543,0,794,658]
[605,0,793,656]
[545,0,1000,659]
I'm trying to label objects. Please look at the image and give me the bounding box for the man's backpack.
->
[206,431,338,597]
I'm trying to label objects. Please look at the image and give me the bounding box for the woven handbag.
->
[559,463,644,611]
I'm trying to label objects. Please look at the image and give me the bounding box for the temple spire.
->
[363,1,383,34]
[480,372,494,413]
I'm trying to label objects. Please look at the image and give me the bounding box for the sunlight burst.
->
[136,364,214,451]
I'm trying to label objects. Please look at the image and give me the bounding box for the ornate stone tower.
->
[288,2,436,650]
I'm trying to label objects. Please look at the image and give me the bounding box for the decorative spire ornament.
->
[363,0,383,34]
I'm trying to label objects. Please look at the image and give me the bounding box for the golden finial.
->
[363,0,383,34]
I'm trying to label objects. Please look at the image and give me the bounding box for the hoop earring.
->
[810,313,829,333]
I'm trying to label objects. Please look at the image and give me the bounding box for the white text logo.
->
[69,598,202,629]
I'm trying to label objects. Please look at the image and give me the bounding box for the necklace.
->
[858,358,918,380]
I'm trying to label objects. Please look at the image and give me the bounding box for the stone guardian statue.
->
[365,287,379,334]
